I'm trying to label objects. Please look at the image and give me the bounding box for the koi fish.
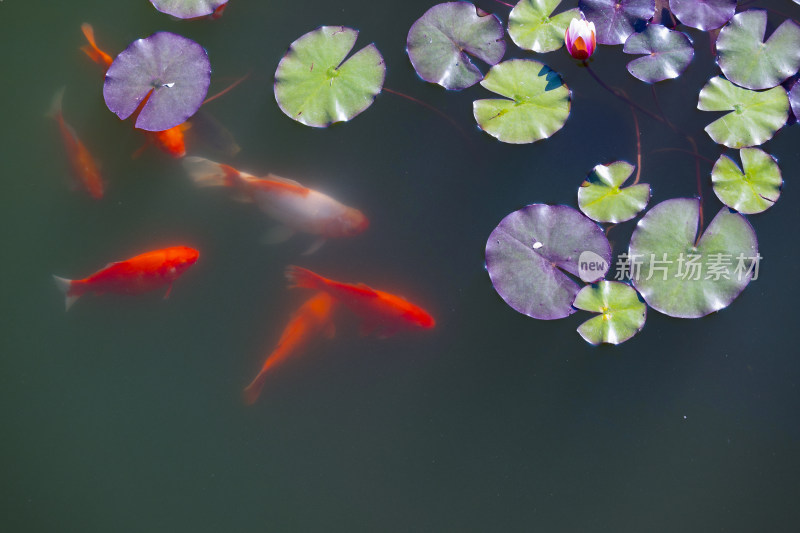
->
[48,88,104,200]
[182,157,369,254]
[243,292,337,405]
[53,246,199,310]
[80,23,113,70]
[285,266,435,336]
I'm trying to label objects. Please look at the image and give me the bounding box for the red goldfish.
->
[48,88,104,200]
[183,157,369,253]
[53,246,199,310]
[243,292,337,405]
[285,266,435,336]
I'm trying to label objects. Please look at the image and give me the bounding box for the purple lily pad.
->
[669,0,735,31]
[485,204,611,320]
[103,32,211,132]
[624,24,694,83]
[579,0,655,45]
[149,0,228,19]
[790,79,800,121]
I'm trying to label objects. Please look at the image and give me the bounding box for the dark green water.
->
[3,1,800,531]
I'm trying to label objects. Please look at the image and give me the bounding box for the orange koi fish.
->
[285,266,435,336]
[48,88,104,200]
[183,157,369,253]
[53,246,199,310]
[243,292,337,405]
[80,23,113,70]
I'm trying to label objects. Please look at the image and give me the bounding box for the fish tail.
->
[46,87,66,120]
[242,372,268,406]
[52,275,80,311]
[182,156,238,188]
[285,265,325,290]
[80,23,111,68]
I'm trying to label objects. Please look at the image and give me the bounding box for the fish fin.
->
[131,143,149,159]
[46,87,66,119]
[301,238,326,256]
[323,322,336,339]
[242,372,268,406]
[182,156,241,189]
[265,174,303,187]
[285,265,324,290]
[261,225,295,245]
[53,275,79,311]
[164,283,173,300]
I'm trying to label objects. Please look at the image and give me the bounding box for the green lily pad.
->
[716,10,800,90]
[508,0,581,53]
[473,59,570,144]
[628,198,759,319]
[711,148,782,214]
[573,281,646,345]
[274,26,385,128]
[577,161,650,223]
[697,76,789,148]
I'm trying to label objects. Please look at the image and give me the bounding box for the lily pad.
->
[628,198,759,318]
[717,10,800,90]
[149,0,227,19]
[578,161,650,223]
[508,0,581,53]
[791,79,800,121]
[697,76,789,148]
[573,281,646,345]
[407,2,505,90]
[274,26,385,128]
[485,204,611,320]
[103,32,211,131]
[623,25,694,83]
[473,59,570,144]
[669,0,736,31]
[711,148,782,214]
[578,0,655,45]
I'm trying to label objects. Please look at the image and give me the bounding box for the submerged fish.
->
[285,266,435,336]
[53,246,199,310]
[80,23,113,70]
[243,292,337,405]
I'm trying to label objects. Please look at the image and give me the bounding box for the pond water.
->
[2,0,800,531]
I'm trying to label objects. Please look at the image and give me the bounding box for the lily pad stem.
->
[383,87,471,145]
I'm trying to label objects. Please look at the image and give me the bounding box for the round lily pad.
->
[790,79,800,121]
[711,148,782,214]
[149,0,227,19]
[697,76,789,148]
[573,281,646,345]
[578,0,655,45]
[103,32,211,132]
[623,25,694,83]
[628,198,759,319]
[274,26,385,128]
[407,2,505,90]
[717,10,800,90]
[669,0,736,31]
[485,204,611,320]
[473,59,570,144]
[578,161,650,223]
[508,0,581,53]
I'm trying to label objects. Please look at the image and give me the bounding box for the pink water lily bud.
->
[565,16,597,60]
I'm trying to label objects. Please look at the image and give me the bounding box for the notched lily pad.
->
[579,0,655,45]
[274,26,385,128]
[407,2,505,90]
[623,25,694,83]
[711,148,782,214]
[697,76,789,148]
[578,161,650,223]
[485,204,611,320]
[103,32,211,131]
[508,0,581,53]
[669,0,736,31]
[149,0,227,19]
[628,198,759,319]
[717,10,800,90]
[473,59,570,144]
[573,281,646,345]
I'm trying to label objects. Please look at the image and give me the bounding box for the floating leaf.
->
[578,161,650,223]
[149,0,227,19]
[628,198,758,319]
[697,76,789,148]
[711,148,782,214]
[717,10,800,90]
[103,32,211,132]
[623,25,694,83]
[485,204,611,320]
[508,0,581,53]
[573,281,646,345]
[274,26,385,128]
[789,78,800,121]
[406,2,505,90]
[473,59,570,144]
[578,0,655,45]
[668,0,735,31]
